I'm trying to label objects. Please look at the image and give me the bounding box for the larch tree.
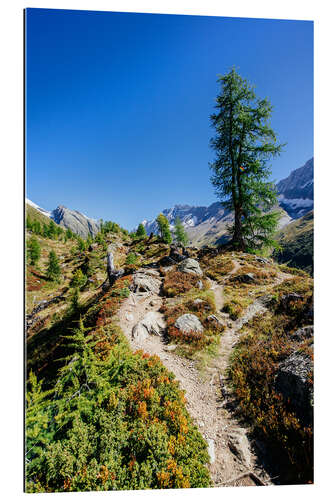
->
[210,67,284,251]
[136,223,147,239]
[156,213,172,244]
[174,216,189,246]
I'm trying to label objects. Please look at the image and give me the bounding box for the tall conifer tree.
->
[210,68,284,250]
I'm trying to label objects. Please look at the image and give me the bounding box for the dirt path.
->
[116,260,291,487]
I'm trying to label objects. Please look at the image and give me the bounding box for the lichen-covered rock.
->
[227,429,252,468]
[291,325,314,341]
[174,313,204,333]
[132,311,166,341]
[177,258,203,276]
[275,350,313,424]
[230,273,255,284]
[131,271,161,294]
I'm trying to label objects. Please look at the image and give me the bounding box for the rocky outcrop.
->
[177,258,203,276]
[174,314,204,333]
[275,351,313,425]
[107,247,124,287]
[277,158,314,219]
[130,270,162,294]
[52,205,100,238]
[230,273,255,284]
[227,428,252,469]
[291,325,314,341]
[132,312,166,341]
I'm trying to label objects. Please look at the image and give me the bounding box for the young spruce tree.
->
[210,67,284,251]
[174,216,189,246]
[156,213,172,244]
[27,236,41,266]
[136,223,147,239]
[46,250,61,281]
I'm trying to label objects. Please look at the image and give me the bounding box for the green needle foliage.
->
[25,318,211,492]
[210,67,284,251]
[136,223,147,239]
[46,250,61,282]
[27,236,41,266]
[156,214,172,245]
[174,217,189,246]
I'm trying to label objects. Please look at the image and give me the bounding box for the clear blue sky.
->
[25,8,313,230]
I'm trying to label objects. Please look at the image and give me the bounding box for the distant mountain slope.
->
[52,205,99,238]
[26,199,100,238]
[26,202,55,227]
[274,210,313,275]
[26,199,51,219]
[141,158,313,247]
[276,158,314,219]
[142,202,290,247]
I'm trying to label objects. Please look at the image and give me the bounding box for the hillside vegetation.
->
[274,210,313,275]
[25,206,313,490]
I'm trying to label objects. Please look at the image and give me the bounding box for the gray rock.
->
[275,351,313,424]
[131,272,161,294]
[206,314,224,328]
[291,325,313,341]
[177,258,203,276]
[254,256,271,265]
[207,438,215,463]
[174,314,204,333]
[231,273,255,283]
[132,311,166,341]
[164,344,177,352]
[227,429,252,468]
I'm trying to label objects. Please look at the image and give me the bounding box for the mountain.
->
[26,199,51,219]
[26,199,99,238]
[51,205,100,238]
[142,203,290,247]
[274,210,314,275]
[276,158,314,219]
[141,159,313,247]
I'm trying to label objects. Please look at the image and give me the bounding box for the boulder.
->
[205,314,225,329]
[177,258,203,276]
[291,325,314,341]
[169,246,187,263]
[159,256,177,267]
[227,429,252,468]
[254,256,271,265]
[230,273,255,284]
[132,311,166,341]
[275,351,313,425]
[174,314,204,333]
[280,293,302,311]
[131,272,161,295]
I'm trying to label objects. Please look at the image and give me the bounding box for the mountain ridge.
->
[141,158,313,246]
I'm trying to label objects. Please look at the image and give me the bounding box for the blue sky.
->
[25,8,313,229]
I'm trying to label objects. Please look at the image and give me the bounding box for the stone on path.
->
[132,311,166,342]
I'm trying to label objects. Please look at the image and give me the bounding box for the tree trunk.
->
[107,246,124,287]
[232,207,245,250]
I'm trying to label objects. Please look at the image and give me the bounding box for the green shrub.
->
[125,253,138,265]
[70,268,88,289]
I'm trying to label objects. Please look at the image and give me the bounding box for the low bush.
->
[26,273,211,492]
[229,278,314,484]
[162,271,200,297]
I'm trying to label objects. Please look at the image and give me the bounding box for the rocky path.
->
[116,260,291,487]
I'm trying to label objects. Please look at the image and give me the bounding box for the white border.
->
[1,1,332,499]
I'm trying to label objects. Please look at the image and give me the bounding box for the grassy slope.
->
[274,210,313,275]
[26,228,314,489]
